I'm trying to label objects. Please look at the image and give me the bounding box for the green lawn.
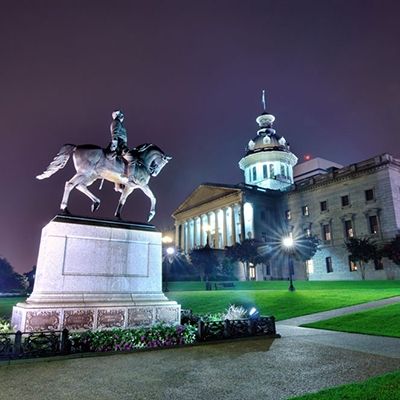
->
[290,370,400,400]
[301,303,400,338]
[0,297,25,318]
[165,280,400,321]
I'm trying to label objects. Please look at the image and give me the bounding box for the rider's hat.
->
[112,110,124,120]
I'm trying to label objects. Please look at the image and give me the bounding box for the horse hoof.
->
[147,212,155,222]
[91,201,100,212]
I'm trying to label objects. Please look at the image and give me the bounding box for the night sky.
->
[2,1,400,273]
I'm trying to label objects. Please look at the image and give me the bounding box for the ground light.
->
[249,308,260,319]
[283,237,296,292]
[164,247,175,293]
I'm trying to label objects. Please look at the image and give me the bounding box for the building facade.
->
[172,108,400,281]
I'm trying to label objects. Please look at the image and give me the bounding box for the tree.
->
[225,239,270,280]
[0,256,27,292]
[291,234,321,280]
[188,244,219,281]
[344,237,378,280]
[381,234,400,266]
[219,258,236,280]
[162,247,195,281]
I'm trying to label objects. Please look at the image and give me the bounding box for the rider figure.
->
[108,110,134,182]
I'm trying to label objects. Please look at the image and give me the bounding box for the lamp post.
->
[283,237,296,292]
[164,246,175,293]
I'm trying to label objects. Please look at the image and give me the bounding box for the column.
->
[199,214,204,246]
[214,210,219,249]
[231,204,237,245]
[222,207,228,248]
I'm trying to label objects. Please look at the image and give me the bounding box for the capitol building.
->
[172,105,400,281]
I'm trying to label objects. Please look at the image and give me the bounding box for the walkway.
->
[1,297,400,400]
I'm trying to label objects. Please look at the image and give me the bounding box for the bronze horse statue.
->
[36,143,171,221]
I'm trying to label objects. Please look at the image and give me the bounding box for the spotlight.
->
[249,308,260,319]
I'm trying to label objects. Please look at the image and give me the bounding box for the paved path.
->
[1,297,400,400]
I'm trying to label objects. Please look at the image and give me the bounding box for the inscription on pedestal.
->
[26,311,60,332]
[156,307,179,324]
[97,309,125,328]
[64,310,94,330]
[128,307,154,326]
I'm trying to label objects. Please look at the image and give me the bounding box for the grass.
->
[301,303,400,337]
[0,297,25,318]
[165,280,400,320]
[166,280,400,291]
[290,370,400,400]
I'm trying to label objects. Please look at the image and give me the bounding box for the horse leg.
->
[137,184,156,222]
[75,183,101,212]
[60,174,83,212]
[115,186,135,220]
[60,173,96,213]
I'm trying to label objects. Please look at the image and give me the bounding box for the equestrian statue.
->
[36,110,171,222]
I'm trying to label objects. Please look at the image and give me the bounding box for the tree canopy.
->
[344,237,378,280]
[225,239,270,265]
[290,234,321,263]
[188,245,219,281]
[382,234,400,266]
[0,256,27,292]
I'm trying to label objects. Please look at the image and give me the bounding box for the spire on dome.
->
[262,90,266,111]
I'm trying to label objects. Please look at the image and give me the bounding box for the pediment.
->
[172,183,242,216]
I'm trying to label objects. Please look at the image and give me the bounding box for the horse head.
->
[150,154,172,177]
[131,143,171,177]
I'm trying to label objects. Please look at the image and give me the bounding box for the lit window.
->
[341,195,350,207]
[369,216,378,234]
[249,264,256,280]
[345,220,353,238]
[285,210,291,220]
[320,201,327,212]
[349,256,357,272]
[323,224,331,241]
[365,189,374,202]
[326,257,333,273]
[306,260,314,274]
[304,228,311,237]
[302,206,309,216]
[263,164,268,179]
[269,164,274,177]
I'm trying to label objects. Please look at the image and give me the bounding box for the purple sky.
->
[1,1,400,273]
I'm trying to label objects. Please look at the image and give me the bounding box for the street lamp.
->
[283,236,296,292]
[164,246,175,293]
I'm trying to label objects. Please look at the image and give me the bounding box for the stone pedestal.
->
[12,215,180,332]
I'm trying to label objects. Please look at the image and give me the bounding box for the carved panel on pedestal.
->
[128,307,154,327]
[26,311,60,332]
[156,307,179,324]
[64,310,94,330]
[97,309,125,328]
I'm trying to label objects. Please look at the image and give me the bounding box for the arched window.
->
[280,164,285,177]
[269,164,274,177]
[263,164,268,179]
[252,166,257,181]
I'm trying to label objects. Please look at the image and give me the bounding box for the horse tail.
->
[36,144,77,180]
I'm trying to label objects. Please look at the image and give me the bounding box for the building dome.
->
[246,112,290,155]
[239,108,298,190]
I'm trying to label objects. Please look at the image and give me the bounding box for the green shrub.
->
[69,323,197,352]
